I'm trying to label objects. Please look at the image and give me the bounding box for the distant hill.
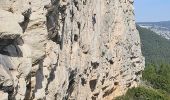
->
[138,21,170,39]
[137,25,170,64]
[138,21,170,30]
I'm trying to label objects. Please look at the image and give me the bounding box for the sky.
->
[134,0,170,22]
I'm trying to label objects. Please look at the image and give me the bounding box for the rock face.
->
[0,0,144,100]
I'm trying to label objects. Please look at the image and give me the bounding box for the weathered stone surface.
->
[0,91,8,100]
[0,0,144,100]
[0,10,22,39]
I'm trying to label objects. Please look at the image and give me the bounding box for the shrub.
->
[116,87,169,100]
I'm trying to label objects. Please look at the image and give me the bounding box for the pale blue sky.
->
[134,0,170,22]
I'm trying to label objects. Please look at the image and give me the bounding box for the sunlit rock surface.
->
[0,0,144,99]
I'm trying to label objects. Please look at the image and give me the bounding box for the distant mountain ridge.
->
[137,21,170,39]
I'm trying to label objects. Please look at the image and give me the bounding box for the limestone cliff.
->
[0,0,144,100]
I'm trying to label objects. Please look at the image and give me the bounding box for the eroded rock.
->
[0,0,144,100]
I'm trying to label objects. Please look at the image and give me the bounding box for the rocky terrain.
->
[138,21,170,39]
[0,0,144,100]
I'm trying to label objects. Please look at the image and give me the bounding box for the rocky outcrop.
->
[0,0,144,100]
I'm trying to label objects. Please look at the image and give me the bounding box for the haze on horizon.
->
[134,0,170,22]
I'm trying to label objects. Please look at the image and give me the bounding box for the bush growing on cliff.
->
[116,86,169,100]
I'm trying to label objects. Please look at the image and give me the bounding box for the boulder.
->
[0,10,22,39]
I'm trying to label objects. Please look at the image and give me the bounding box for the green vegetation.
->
[116,87,169,100]
[116,26,170,100]
[137,26,170,64]
[143,64,170,93]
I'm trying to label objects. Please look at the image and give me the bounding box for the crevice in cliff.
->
[46,2,67,50]
[24,78,32,100]
[45,4,59,43]
[45,54,59,95]
[70,8,74,22]
[89,79,97,92]
[81,78,86,86]
[19,9,31,33]
[60,15,66,50]
[0,39,15,55]
[74,34,78,42]
[83,0,87,5]
[77,21,81,46]
[102,87,115,98]
[32,60,44,99]
[91,61,99,69]
[91,96,97,100]
[0,37,24,57]
[65,68,77,99]
[73,0,79,11]
[0,85,14,100]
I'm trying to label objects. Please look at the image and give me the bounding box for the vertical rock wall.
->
[0,0,144,100]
